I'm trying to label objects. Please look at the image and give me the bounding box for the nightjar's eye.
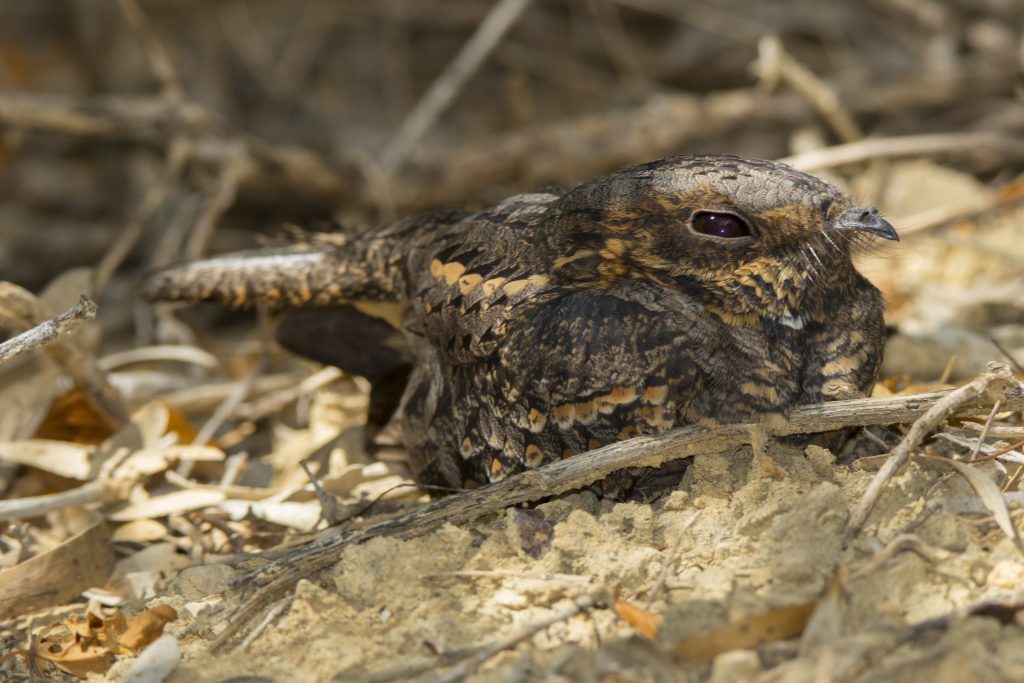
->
[692,211,753,239]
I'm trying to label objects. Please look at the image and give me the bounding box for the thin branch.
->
[989,336,1024,375]
[97,343,219,371]
[0,61,1016,215]
[0,93,212,138]
[964,438,1024,465]
[587,0,649,94]
[0,295,98,367]
[0,93,352,207]
[192,361,262,449]
[115,0,184,101]
[239,595,295,651]
[848,533,950,580]
[959,423,1024,440]
[0,284,129,424]
[184,144,248,260]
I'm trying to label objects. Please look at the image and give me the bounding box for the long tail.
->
[143,240,403,309]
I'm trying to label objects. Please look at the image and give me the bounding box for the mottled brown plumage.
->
[145,155,897,494]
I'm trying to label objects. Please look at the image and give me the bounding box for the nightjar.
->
[145,155,898,494]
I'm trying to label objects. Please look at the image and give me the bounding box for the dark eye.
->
[692,211,752,239]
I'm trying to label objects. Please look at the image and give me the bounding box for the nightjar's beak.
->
[835,206,899,241]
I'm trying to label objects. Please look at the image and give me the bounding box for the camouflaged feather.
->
[145,154,892,494]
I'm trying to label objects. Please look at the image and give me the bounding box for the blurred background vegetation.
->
[1,0,1021,285]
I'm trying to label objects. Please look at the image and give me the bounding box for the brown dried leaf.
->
[35,613,114,678]
[615,600,662,640]
[162,401,197,444]
[672,600,818,662]
[34,386,118,445]
[115,604,178,652]
[995,175,1024,203]
[32,605,177,678]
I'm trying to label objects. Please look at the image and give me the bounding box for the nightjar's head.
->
[549,154,897,316]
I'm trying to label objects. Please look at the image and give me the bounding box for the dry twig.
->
[645,511,701,609]
[0,283,128,425]
[183,144,249,260]
[239,595,295,651]
[0,295,98,367]
[0,61,1017,216]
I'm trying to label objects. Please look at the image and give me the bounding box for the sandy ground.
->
[97,434,1024,683]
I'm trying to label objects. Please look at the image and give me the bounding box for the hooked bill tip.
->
[837,206,899,242]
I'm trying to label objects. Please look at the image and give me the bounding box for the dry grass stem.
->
[431,595,595,683]
[0,480,112,520]
[379,0,534,172]
[754,35,862,143]
[782,132,1024,172]
[845,362,1018,539]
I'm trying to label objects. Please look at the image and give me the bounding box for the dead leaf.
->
[35,612,112,678]
[107,443,225,485]
[115,542,192,574]
[132,401,171,446]
[995,175,1024,203]
[672,600,818,662]
[162,402,197,444]
[117,604,178,652]
[615,600,662,640]
[0,521,114,619]
[0,438,93,479]
[34,385,119,445]
[32,605,177,678]
[219,498,321,531]
[108,489,226,522]
[112,519,169,543]
[131,401,200,448]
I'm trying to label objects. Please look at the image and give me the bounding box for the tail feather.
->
[143,242,402,308]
